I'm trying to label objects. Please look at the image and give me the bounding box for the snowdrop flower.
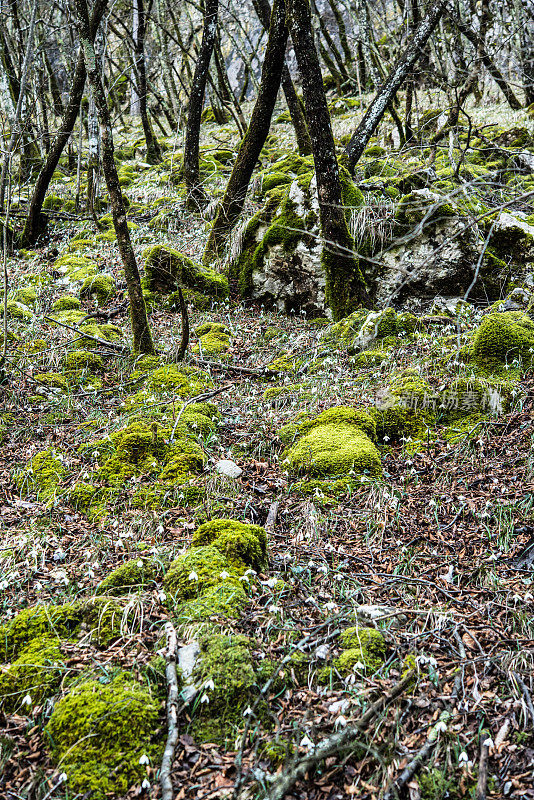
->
[265,577,278,588]
[58,773,68,783]
[353,661,366,671]
[268,605,280,614]
[239,574,250,583]
[324,601,336,612]
[434,719,448,734]
[141,778,151,790]
[335,715,347,729]
[483,737,494,748]
[157,590,166,602]
[157,524,164,534]
[200,693,210,704]
[243,706,252,716]
[244,568,257,576]
[458,751,469,764]
[137,560,144,569]
[22,694,32,706]
[138,754,150,765]
[219,571,230,579]
[188,571,199,581]
[203,679,215,691]
[300,735,314,750]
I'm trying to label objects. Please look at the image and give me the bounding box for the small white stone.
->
[215,459,243,479]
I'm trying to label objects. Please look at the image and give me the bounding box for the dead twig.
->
[513,672,534,728]
[475,733,491,800]
[265,501,279,533]
[173,287,189,362]
[264,670,416,800]
[160,621,180,800]
[43,315,129,353]
[169,383,235,442]
[382,738,437,800]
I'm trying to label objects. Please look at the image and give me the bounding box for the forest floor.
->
[1,93,534,800]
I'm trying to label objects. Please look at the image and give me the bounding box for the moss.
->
[54,254,98,283]
[395,190,456,228]
[191,634,257,744]
[34,372,68,390]
[352,349,389,367]
[191,519,267,572]
[64,350,104,372]
[325,308,416,353]
[49,308,86,326]
[52,294,81,311]
[45,674,159,799]
[0,636,64,712]
[163,546,242,602]
[372,406,431,442]
[68,481,107,518]
[143,244,229,298]
[17,338,47,354]
[80,273,116,305]
[2,300,32,320]
[145,364,212,396]
[17,449,64,500]
[13,288,37,307]
[175,582,247,623]
[195,322,231,355]
[473,311,534,372]
[282,407,381,478]
[96,558,159,596]
[42,193,64,210]
[336,627,386,675]
[259,171,292,195]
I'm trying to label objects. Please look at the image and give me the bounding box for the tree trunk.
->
[285,0,369,320]
[183,0,219,206]
[251,0,312,155]
[345,0,447,173]
[203,0,288,262]
[21,0,108,247]
[72,0,155,355]
[134,0,162,162]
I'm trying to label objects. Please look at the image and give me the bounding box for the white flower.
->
[239,574,250,583]
[200,693,210,704]
[188,571,199,581]
[458,751,469,763]
[58,773,68,783]
[243,706,252,716]
[141,778,151,789]
[268,605,280,613]
[203,679,215,691]
[157,590,166,602]
[324,602,336,611]
[157,524,164,534]
[137,560,144,569]
[300,735,314,749]
[434,719,448,733]
[335,715,347,728]
[139,754,150,765]
[22,694,32,706]
[483,737,494,748]
[219,570,230,579]
[265,577,278,588]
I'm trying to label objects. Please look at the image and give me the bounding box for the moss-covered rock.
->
[96,558,159,596]
[46,674,159,799]
[191,633,257,744]
[163,546,242,602]
[336,626,386,675]
[175,582,248,623]
[80,273,116,305]
[2,300,32,321]
[473,311,534,372]
[52,294,81,312]
[194,322,231,355]
[191,519,268,572]
[143,245,228,299]
[16,449,64,500]
[0,636,64,712]
[324,307,417,353]
[64,349,104,372]
[54,254,98,288]
[281,407,381,478]
[13,288,37,307]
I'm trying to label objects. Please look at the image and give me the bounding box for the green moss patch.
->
[143,244,228,298]
[0,636,64,712]
[191,518,268,572]
[336,626,386,675]
[473,311,534,373]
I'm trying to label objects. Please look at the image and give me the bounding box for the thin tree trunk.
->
[285,0,369,320]
[21,0,108,246]
[345,0,447,172]
[203,0,288,262]
[183,0,219,205]
[0,0,38,211]
[251,0,312,155]
[72,0,155,355]
[130,0,141,115]
[134,0,162,162]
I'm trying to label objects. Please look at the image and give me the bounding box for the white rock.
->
[215,459,243,479]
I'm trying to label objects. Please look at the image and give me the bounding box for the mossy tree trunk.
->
[203,0,288,262]
[183,0,219,206]
[73,0,155,355]
[284,0,369,320]
[345,0,447,173]
[134,0,162,163]
[21,0,108,247]
[251,0,312,156]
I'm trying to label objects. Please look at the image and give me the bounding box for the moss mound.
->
[191,518,268,572]
[163,545,242,602]
[16,449,65,501]
[80,273,116,305]
[324,308,417,353]
[337,627,386,675]
[46,674,159,798]
[96,558,159,596]
[0,636,64,712]
[143,244,228,298]
[473,311,534,372]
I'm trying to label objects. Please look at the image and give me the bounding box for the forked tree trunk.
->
[285,0,369,320]
[203,0,288,261]
[345,0,447,172]
[183,0,219,205]
[21,0,108,246]
[251,0,312,155]
[72,0,155,355]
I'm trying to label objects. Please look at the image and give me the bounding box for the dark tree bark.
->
[134,0,162,163]
[251,0,312,155]
[21,0,108,247]
[203,0,288,261]
[345,0,447,173]
[285,0,369,320]
[72,0,155,355]
[183,0,219,205]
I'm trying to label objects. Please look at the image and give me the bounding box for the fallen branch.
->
[514,672,534,728]
[160,621,180,800]
[475,734,491,800]
[169,382,235,441]
[192,357,273,376]
[382,737,437,800]
[80,303,127,323]
[264,670,416,800]
[43,315,129,353]
[174,287,189,362]
[265,501,279,533]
